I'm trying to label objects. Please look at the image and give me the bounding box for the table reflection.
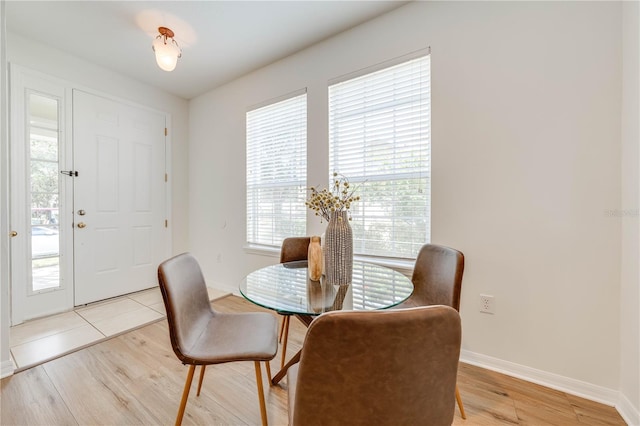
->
[240,260,413,316]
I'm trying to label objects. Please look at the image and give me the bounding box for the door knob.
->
[78,209,86,216]
[77,222,87,229]
[10,231,17,237]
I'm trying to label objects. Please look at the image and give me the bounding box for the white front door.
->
[72,90,168,305]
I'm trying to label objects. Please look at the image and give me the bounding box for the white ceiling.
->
[6,1,409,99]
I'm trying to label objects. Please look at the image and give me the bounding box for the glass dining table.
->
[239,260,414,384]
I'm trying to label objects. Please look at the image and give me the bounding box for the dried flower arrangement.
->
[305,172,361,222]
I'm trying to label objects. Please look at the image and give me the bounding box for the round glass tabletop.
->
[239,260,413,316]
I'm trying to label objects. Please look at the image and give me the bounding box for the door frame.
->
[9,65,74,324]
[8,64,173,325]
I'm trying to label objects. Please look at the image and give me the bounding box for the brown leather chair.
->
[280,236,311,264]
[287,305,462,426]
[396,244,464,311]
[278,237,310,368]
[158,253,278,426]
[394,243,466,419]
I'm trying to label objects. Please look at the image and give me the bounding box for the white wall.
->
[0,0,14,378]
[189,0,627,405]
[620,1,640,423]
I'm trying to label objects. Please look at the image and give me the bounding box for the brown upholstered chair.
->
[280,236,311,264]
[287,305,462,426]
[394,243,466,419]
[396,244,464,310]
[277,237,311,368]
[158,253,277,426]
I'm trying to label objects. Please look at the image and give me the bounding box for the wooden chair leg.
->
[254,361,269,426]
[278,315,289,342]
[264,361,272,383]
[196,365,206,396]
[280,318,290,368]
[175,364,196,426]
[455,384,466,419]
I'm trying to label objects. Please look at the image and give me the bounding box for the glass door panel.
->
[28,93,60,292]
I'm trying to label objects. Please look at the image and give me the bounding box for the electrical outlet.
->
[480,294,495,314]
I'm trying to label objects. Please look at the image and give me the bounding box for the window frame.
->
[327,49,431,260]
[245,89,308,250]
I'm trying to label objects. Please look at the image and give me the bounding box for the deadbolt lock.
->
[10,231,17,237]
[78,209,86,216]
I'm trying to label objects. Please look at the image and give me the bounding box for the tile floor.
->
[9,286,231,372]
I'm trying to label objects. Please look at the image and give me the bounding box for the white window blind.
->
[246,92,307,246]
[329,54,430,259]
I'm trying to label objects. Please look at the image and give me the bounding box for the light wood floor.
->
[1,295,626,426]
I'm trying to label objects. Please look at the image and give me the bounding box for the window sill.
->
[354,255,415,277]
[243,244,415,276]
[243,244,280,258]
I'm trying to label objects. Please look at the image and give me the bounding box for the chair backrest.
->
[280,237,311,263]
[291,305,461,426]
[158,253,214,364]
[410,244,464,311]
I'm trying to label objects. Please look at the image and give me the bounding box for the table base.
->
[271,314,313,385]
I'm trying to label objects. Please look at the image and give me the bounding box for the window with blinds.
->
[246,92,307,246]
[329,53,430,259]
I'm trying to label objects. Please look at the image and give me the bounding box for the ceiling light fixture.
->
[152,26,182,72]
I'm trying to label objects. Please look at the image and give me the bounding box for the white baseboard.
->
[460,349,620,407]
[1,358,14,379]
[617,393,640,426]
[209,280,237,296]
